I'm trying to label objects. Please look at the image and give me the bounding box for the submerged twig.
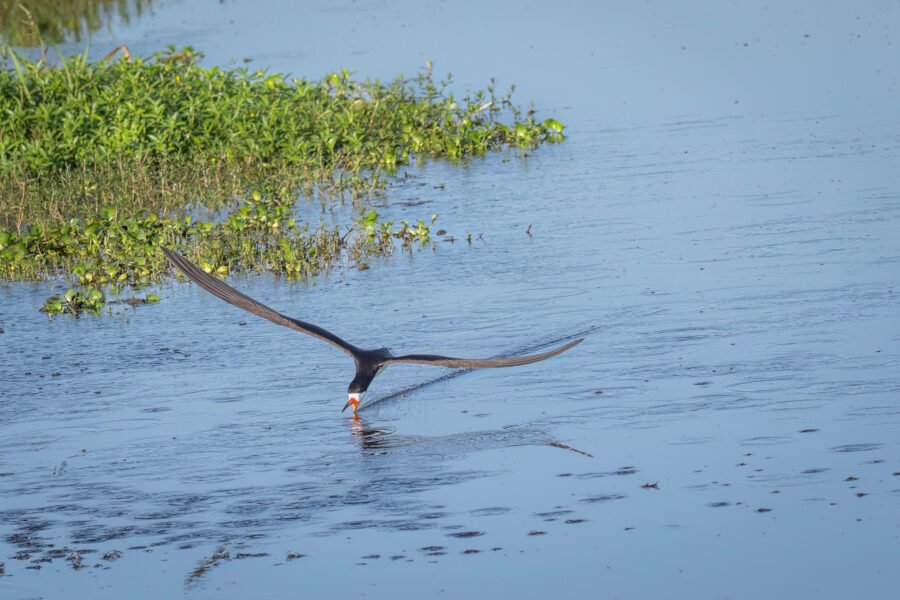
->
[548,441,594,458]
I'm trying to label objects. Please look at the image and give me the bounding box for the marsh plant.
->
[3,194,436,315]
[1,46,564,227]
[0,46,565,314]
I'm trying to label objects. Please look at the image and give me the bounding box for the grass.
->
[0,45,566,315]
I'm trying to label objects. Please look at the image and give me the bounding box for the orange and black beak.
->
[342,392,364,414]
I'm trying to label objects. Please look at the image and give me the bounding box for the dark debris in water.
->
[581,494,626,504]
[66,551,87,570]
[235,552,269,559]
[419,512,447,520]
[548,441,593,457]
[186,546,230,586]
[6,532,36,545]
[447,531,484,539]
[527,530,546,536]
[102,550,122,562]
[534,509,574,521]
[577,467,638,479]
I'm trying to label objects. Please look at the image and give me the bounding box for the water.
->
[2,1,900,598]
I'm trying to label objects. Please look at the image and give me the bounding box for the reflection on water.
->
[0,0,152,46]
[349,416,395,451]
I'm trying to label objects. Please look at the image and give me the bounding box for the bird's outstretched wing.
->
[162,247,359,356]
[383,338,583,368]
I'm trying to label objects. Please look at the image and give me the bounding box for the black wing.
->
[162,248,359,356]
[383,338,583,368]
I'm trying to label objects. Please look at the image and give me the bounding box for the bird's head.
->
[342,391,365,415]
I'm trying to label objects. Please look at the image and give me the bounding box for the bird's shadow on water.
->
[352,325,601,459]
[347,414,541,454]
[360,324,601,413]
[346,414,593,459]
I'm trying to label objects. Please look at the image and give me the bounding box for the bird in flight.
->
[162,248,583,415]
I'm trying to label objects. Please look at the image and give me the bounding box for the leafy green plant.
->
[0,45,566,316]
[40,286,105,316]
[0,46,564,229]
[6,197,439,314]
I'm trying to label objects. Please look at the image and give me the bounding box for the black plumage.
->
[162,248,582,413]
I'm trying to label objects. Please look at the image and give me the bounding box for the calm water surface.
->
[2,2,899,598]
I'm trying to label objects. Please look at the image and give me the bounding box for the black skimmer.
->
[162,248,582,415]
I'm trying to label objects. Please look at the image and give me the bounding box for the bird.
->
[161,248,583,415]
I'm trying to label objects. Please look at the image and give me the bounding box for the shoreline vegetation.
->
[0,45,565,315]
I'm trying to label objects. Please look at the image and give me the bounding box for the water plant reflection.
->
[0,0,151,46]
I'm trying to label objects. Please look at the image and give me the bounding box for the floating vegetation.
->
[40,286,107,316]
[4,192,437,316]
[0,45,565,314]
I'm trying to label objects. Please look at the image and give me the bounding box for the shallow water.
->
[2,1,900,598]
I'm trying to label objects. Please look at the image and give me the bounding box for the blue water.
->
[2,1,900,598]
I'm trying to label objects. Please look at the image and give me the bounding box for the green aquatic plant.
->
[40,287,161,316]
[0,45,566,315]
[0,46,564,229]
[40,286,105,315]
[2,193,439,315]
[359,209,436,246]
